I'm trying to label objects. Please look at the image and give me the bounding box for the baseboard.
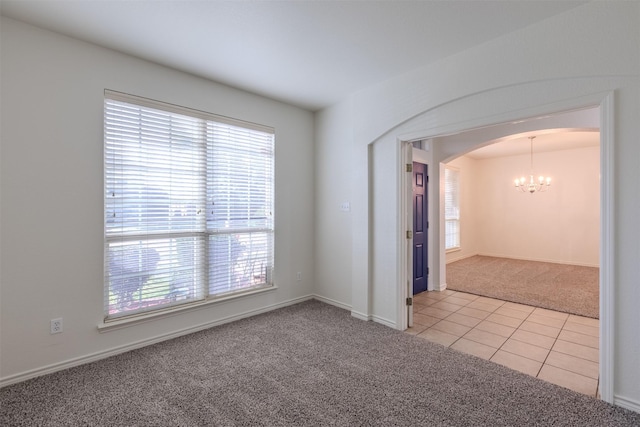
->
[313,296,365,330]
[350,310,370,322]
[614,395,640,414]
[347,308,396,329]
[371,315,396,329]
[476,253,599,268]
[312,294,352,312]
[310,294,372,324]
[445,252,478,264]
[0,295,314,389]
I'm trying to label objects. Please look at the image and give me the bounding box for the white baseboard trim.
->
[0,295,314,389]
[614,395,640,414]
[428,282,447,292]
[371,315,396,329]
[445,252,478,264]
[312,294,352,312]
[476,253,599,268]
[350,310,370,322]
[349,310,396,329]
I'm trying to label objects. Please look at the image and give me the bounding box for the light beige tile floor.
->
[406,290,600,397]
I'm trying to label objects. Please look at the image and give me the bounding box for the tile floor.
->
[405,289,600,397]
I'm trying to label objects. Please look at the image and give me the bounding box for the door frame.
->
[412,147,432,291]
[412,160,430,296]
[396,91,614,403]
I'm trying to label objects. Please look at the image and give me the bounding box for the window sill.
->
[446,247,461,254]
[97,285,278,333]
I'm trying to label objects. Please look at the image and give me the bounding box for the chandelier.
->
[514,136,551,193]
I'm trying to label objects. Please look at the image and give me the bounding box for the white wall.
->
[472,146,600,266]
[370,137,399,326]
[313,99,354,309]
[314,1,640,411]
[0,17,315,384]
[446,146,600,267]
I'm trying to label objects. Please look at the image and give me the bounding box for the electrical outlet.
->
[296,272,302,281]
[50,318,63,334]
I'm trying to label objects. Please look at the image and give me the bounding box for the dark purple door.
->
[413,162,428,295]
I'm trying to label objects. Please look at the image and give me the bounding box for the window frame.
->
[103,90,275,325]
[444,166,460,251]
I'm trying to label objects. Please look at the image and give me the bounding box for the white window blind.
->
[104,91,274,320]
[445,167,460,250]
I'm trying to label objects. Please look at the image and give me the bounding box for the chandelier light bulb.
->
[513,136,552,194]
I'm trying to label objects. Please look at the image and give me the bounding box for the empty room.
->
[445,128,600,320]
[408,122,602,395]
[2,1,640,425]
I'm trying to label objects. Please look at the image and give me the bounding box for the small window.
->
[104,91,274,320]
[445,167,460,250]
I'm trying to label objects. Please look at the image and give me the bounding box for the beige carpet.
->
[446,256,599,319]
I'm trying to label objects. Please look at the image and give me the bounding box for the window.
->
[444,167,460,250]
[104,91,274,320]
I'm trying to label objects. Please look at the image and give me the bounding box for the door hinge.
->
[406,297,413,306]
[406,163,413,172]
[406,230,412,239]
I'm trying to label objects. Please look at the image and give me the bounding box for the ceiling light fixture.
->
[514,136,551,193]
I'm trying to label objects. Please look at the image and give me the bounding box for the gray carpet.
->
[2,300,637,426]
[447,256,599,319]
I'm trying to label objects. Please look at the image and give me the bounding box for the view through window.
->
[445,167,460,250]
[104,91,274,320]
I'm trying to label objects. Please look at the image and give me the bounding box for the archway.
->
[392,97,613,401]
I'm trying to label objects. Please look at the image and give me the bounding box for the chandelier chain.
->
[514,136,552,194]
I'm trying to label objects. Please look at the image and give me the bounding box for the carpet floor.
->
[446,256,599,319]
[2,300,636,426]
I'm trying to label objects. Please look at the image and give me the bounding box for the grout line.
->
[490,309,528,361]
[534,313,568,377]
[450,294,505,352]
[462,293,545,366]
[412,290,600,397]
[434,293,476,348]
[525,308,543,377]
